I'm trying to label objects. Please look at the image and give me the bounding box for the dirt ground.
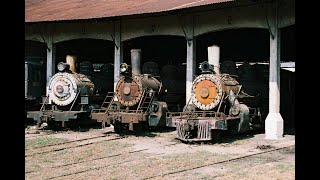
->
[25,125,295,180]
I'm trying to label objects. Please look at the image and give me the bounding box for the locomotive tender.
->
[25,59,46,123]
[27,55,101,128]
[91,49,168,132]
[166,45,265,142]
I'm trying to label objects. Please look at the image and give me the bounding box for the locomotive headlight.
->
[57,63,65,71]
[120,63,128,73]
[199,61,213,72]
[57,62,70,72]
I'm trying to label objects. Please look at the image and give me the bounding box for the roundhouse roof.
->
[26,0,233,22]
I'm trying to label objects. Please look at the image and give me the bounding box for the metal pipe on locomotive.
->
[91,49,168,132]
[27,55,96,128]
[166,45,264,142]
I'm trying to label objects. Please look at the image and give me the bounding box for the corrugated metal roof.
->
[26,0,234,22]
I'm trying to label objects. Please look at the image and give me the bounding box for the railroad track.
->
[25,134,116,150]
[142,144,295,179]
[25,148,150,174]
[25,131,59,139]
[25,135,125,157]
[39,144,294,180]
[25,125,112,140]
[26,142,180,178]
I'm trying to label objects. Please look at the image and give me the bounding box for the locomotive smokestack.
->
[131,49,142,75]
[208,45,220,74]
[66,55,77,73]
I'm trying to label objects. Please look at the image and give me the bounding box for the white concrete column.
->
[265,0,284,140]
[185,15,196,104]
[186,39,196,104]
[46,33,56,92]
[114,20,123,91]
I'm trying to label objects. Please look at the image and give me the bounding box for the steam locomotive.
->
[166,46,266,142]
[27,55,111,128]
[91,49,168,133]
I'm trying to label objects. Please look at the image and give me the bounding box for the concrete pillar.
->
[185,15,196,104]
[114,20,123,91]
[265,0,284,139]
[46,33,56,91]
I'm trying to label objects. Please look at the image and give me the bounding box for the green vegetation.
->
[25,137,68,148]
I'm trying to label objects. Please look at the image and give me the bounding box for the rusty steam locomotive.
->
[166,45,266,142]
[91,49,168,133]
[27,55,112,128]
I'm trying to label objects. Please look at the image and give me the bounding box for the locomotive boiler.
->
[27,55,97,128]
[91,49,168,132]
[166,45,264,142]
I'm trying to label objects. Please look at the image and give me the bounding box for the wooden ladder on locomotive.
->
[136,89,155,113]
